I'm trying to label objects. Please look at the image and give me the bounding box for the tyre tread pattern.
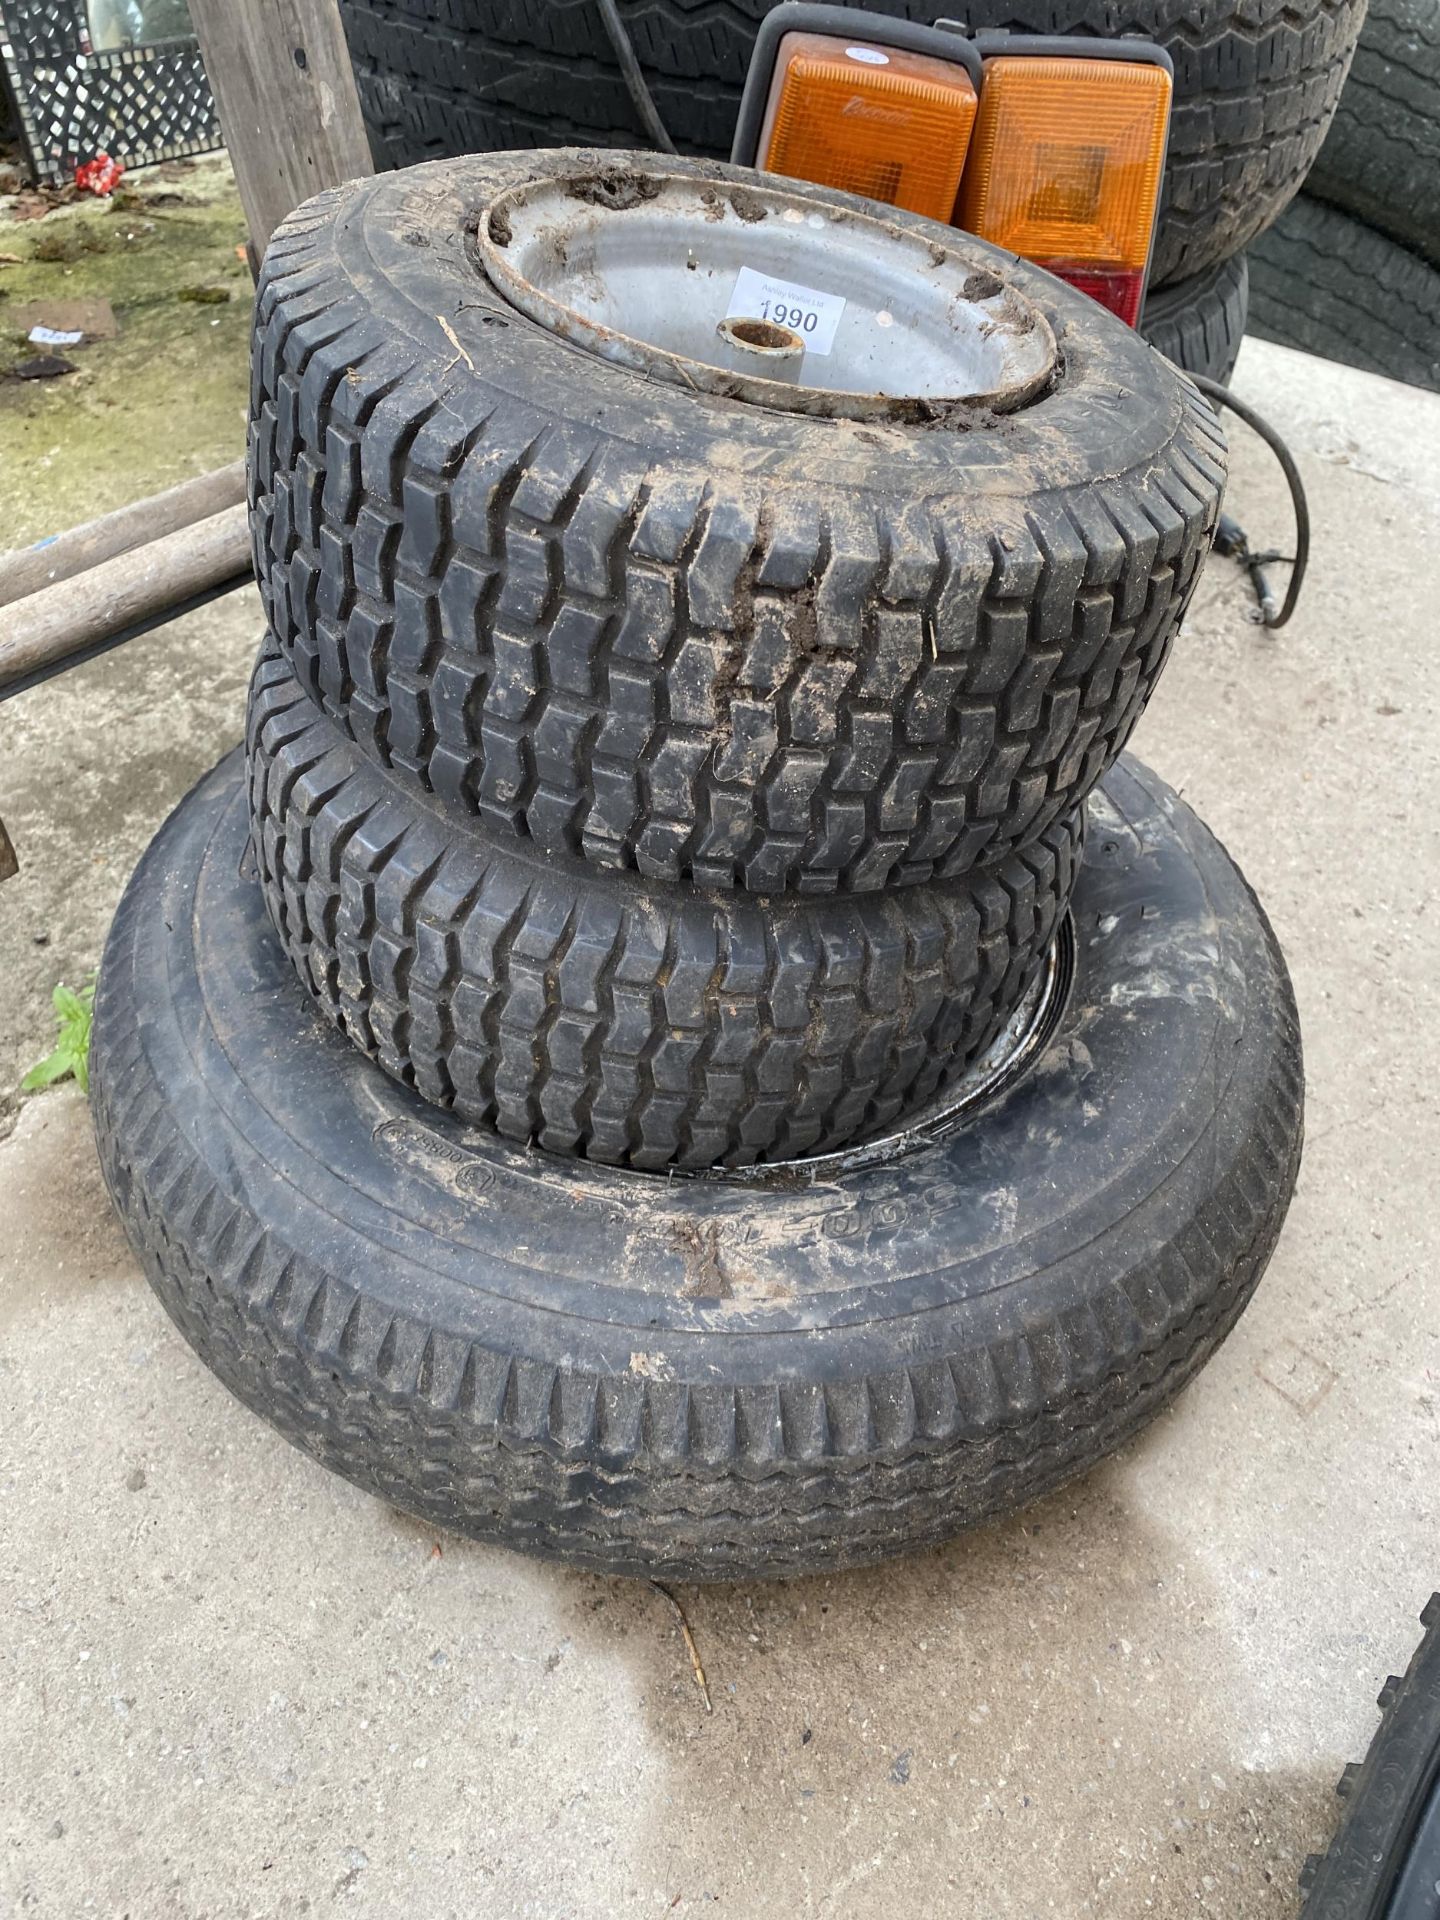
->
[1249,194,1440,392]
[1140,254,1249,385]
[1307,0,1440,269]
[247,644,1082,1169]
[1299,1595,1440,1915]
[250,199,1227,895]
[335,0,1366,286]
[89,762,1304,1580]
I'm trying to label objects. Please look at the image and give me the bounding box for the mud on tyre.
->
[251,151,1226,897]
[90,748,1302,1581]
[249,642,1083,1170]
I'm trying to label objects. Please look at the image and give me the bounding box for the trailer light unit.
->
[759,32,979,220]
[957,50,1171,326]
[733,8,985,222]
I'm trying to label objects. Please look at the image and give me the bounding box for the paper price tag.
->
[725,266,846,357]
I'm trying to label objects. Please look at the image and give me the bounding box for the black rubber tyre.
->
[1301,1597,1440,1918]
[252,153,1226,898]
[1249,195,1440,393]
[1308,0,1440,270]
[248,643,1083,1170]
[90,747,1303,1582]
[335,0,1364,288]
[1140,254,1249,385]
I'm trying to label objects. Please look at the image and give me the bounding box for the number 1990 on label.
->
[725,265,848,358]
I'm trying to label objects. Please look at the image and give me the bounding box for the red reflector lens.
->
[1042,262,1146,327]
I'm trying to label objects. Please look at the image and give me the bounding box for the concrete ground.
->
[2,335,1438,1919]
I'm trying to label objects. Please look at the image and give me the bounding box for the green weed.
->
[23,979,96,1095]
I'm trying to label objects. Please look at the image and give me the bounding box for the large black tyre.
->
[90,747,1303,1582]
[252,153,1226,898]
[1301,1597,1440,1917]
[1249,195,1440,392]
[1140,254,1249,385]
[1308,0,1440,270]
[335,0,1366,288]
[248,643,1083,1170]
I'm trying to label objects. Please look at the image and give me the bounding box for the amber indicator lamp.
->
[759,32,979,221]
[732,7,985,222]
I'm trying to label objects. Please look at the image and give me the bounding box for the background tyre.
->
[1140,254,1249,384]
[252,153,1226,897]
[335,0,1366,287]
[248,644,1083,1170]
[1306,0,1440,270]
[91,747,1303,1582]
[1249,195,1440,392]
[1300,1596,1440,1917]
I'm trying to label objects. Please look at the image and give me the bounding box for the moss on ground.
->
[0,156,252,546]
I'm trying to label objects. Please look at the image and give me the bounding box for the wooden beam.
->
[0,462,247,612]
[0,507,253,698]
[188,0,373,258]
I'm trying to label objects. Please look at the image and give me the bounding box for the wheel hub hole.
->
[720,316,804,353]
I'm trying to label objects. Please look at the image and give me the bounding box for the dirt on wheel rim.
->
[475,163,1059,422]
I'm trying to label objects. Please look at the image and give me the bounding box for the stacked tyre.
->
[1250,0,1440,393]
[1301,1596,1440,1917]
[333,0,1370,384]
[90,153,1306,1581]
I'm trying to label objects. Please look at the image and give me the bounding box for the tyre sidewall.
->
[97,751,1299,1399]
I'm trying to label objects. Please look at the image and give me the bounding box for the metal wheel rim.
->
[478,163,1059,422]
[684,918,1074,1187]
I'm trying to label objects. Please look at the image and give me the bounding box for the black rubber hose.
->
[1190,374,1310,630]
[594,0,678,153]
